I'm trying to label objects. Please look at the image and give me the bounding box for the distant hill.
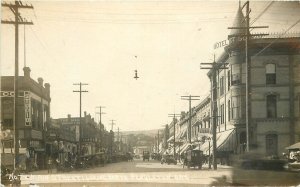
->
[121,129,164,137]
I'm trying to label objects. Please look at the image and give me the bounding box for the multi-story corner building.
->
[206,5,300,158]
[165,4,299,165]
[1,67,51,170]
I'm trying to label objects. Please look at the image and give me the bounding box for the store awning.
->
[192,121,201,127]
[286,142,300,150]
[200,128,235,155]
[180,125,187,139]
[179,142,192,154]
[167,135,174,143]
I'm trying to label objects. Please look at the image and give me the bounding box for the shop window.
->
[239,132,246,153]
[266,64,276,84]
[266,134,278,156]
[267,95,277,118]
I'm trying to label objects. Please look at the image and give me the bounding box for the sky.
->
[1,1,300,131]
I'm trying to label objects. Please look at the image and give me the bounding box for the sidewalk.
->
[28,168,59,175]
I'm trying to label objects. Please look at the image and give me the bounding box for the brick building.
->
[1,67,51,170]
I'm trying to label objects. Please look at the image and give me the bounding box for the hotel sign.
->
[24,91,31,126]
[214,35,265,49]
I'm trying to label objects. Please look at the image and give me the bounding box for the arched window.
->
[267,95,277,118]
[266,134,278,156]
[266,64,276,84]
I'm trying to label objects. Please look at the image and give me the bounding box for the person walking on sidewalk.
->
[47,157,53,173]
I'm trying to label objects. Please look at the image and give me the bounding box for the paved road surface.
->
[20,159,231,186]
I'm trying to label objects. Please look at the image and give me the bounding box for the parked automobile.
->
[229,152,300,186]
[284,142,300,171]
[161,154,177,165]
[143,151,150,161]
[183,150,204,169]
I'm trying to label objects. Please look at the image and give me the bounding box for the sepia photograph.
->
[1,0,300,186]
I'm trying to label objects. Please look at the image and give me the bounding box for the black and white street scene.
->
[1,0,300,186]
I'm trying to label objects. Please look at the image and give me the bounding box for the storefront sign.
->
[24,91,31,126]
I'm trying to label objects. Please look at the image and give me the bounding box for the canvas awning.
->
[179,125,187,139]
[167,135,174,143]
[199,128,235,155]
[179,142,192,154]
[286,142,300,150]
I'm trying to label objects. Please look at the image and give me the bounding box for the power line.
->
[1,0,34,171]
[200,54,227,170]
[250,1,274,26]
[73,82,88,159]
[253,18,300,57]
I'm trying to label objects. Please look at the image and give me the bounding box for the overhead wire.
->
[252,18,300,58]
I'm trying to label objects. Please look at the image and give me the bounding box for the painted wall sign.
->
[24,91,32,126]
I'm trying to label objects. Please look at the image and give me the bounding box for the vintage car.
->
[285,142,300,171]
[142,151,150,161]
[183,150,203,169]
[228,152,300,186]
[161,154,177,165]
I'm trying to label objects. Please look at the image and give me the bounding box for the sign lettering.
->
[24,92,32,126]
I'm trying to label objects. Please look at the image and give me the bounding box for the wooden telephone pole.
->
[228,1,268,152]
[181,95,200,144]
[201,55,228,170]
[73,83,88,157]
[1,0,34,170]
[168,113,180,157]
[96,106,105,149]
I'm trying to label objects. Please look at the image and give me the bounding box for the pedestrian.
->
[47,157,53,173]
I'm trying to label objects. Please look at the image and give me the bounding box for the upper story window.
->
[220,76,224,96]
[227,70,231,91]
[267,95,277,118]
[266,64,276,84]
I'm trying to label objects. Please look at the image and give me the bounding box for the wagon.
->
[183,150,204,169]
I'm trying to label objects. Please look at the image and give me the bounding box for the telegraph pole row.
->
[181,95,200,144]
[110,120,116,131]
[110,120,116,159]
[73,83,88,158]
[96,106,105,150]
[228,1,268,152]
[200,55,228,170]
[168,113,180,157]
[1,0,34,170]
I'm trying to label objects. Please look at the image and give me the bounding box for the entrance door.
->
[266,134,278,156]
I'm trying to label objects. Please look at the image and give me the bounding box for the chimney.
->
[23,67,31,78]
[68,114,71,121]
[38,77,44,87]
[44,83,50,94]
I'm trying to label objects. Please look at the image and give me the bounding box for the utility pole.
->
[1,1,34,170]
[181,95,200,144]
[109,120,115,159]
[110,120,116,131]
[96,106,105,150]
[73,83,88,158]
[168,113,180,157]
[201,55,228,170]
[117,127,120,152]
[157,130,160,153]
[228,1,268,152]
